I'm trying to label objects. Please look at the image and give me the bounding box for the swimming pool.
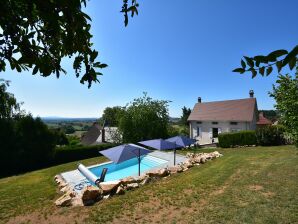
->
[88,155,168,182]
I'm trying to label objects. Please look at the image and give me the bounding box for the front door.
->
[212,128,219,138]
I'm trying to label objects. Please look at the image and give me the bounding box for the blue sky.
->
[2,0,298,118]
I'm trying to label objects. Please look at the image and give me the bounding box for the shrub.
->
[256,125,286,146]
[218,131,256,148]
[0,115,56,176]
[54,143,117,164]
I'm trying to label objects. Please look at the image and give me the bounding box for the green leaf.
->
[251,69,257,78]
[244,56,254,67]
[266,66,273,76]
[259,67,265,76]
[283,45,298,66]
[267,54,277,62]
[232,68,245,74]
[90,50,98,62]
[267,49,288,58]
[33,66,39,75]
[241,60,246,69]
[288,57,296,70]
[276,61,282,73]
[98,63,108,69]
[254,55,268,63]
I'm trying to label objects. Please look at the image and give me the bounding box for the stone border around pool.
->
[54,151,223,207]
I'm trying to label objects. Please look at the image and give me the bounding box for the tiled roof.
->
[257,112,272,125]
[187,98,257,122]
[81,122,102,145]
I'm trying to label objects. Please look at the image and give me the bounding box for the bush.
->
[0,115,56,176]
[54,143,117,164]
[256,125,286,146]
[218,131,256,148]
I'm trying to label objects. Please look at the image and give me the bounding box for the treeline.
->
[99,93,192,143]
[0,80,112,177]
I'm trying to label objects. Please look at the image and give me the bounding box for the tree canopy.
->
[0,0,139,88]
[0,79,23,118]
[119,93,170,143]
[180,106,191,126]
[269,71,298,146]
[100,106,125,127]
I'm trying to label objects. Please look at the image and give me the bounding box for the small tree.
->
[100,106,125,127]
[270,71,298,146]
[180,106,191,126]
[0,79,23,118]
[119,93,170,143]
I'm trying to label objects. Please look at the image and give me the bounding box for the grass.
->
[0,145,297,223]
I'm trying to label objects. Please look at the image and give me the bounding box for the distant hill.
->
[169,117,180,123]
[41,117,98,123]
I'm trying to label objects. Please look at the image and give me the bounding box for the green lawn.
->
[0,146,297,224]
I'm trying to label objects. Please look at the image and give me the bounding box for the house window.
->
[231,129,240,132]
[212,122,218,125]
[197,127,201,136]
[196,121,202,124]
[230,122,238,125]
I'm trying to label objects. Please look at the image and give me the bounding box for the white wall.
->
[189,120,255,145]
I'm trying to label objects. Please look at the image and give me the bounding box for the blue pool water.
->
[89,155,168,182]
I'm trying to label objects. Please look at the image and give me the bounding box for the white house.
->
[187,90,258,145]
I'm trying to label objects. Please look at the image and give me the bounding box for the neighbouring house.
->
[256,112,272,127]
[81,122,120,145]
[188,90,258,145]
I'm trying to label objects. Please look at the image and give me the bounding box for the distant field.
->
[43,118,96,134]
[0,145,297,223]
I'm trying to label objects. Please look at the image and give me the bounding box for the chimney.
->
[249,90,254,98]
[198,97,202,103]
[101,128,105,142]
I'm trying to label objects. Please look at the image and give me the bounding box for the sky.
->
[2,0,298,118]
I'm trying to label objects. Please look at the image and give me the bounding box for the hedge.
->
[54,143,117,165]
[255,126,286,146]
[218,130,257,148]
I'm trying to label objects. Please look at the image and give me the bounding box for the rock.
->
[120,176,136,185]
[116,186,125,195]
[200,157,206,164]
[194,156,202,163]
[103,194,110,200]
[58,182,68,190]
[55,194,72,207]
[188,158,196,164]
[60,185,71,193]
[146,168,169,178]
[183,161,193,168]
[168,166,183,174]
[81,186,102,206]
[71,197,84,206]
[126,183,139,190]
[211,151,223,158]
[186,152,195,158]
[67,190,77,198]
[140,176,151,185]
[134,174,147,183]
[99,180,120,195]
